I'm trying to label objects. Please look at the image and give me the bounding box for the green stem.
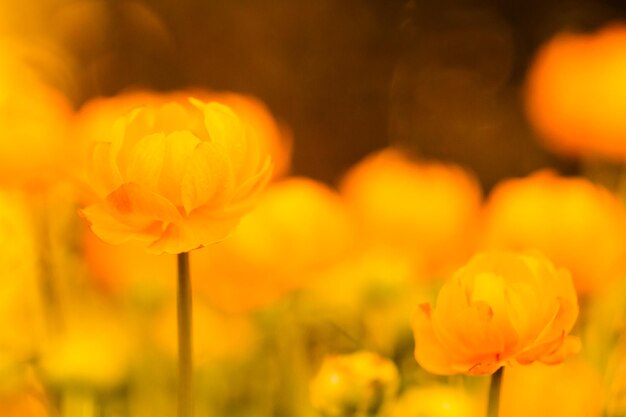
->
[487,367,503,417]
[177,252,193,417]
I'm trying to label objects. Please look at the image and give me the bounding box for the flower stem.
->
[487,367,503,417]
[177,252,193,417]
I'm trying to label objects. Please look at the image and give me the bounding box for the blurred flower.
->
[0,191,44,363]
[526,24,626,160]
[0,44,73,190]
[80,96,273,254]
[303,248,426,356]
[309,351,399,417]
[340,147,481,278]
[192,177,354,313]
[390,385,481,417]
[154,298,258,366]
[412,251,579,375]
[40,306,134,389]
[481,170,626,294]
[500,360,603,417]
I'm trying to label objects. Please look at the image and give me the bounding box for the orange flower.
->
[481,171,626,294]
[80,96,272,254]
[412,251,580,375]
[340,147,481,278]
[526,25,626,160]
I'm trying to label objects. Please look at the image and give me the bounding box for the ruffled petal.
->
[85,142,123,198]
[106,182,182,225]
[154,102,194,133]
[412,304,458,375]
[181,141,233,214]
[150,131,201,206]
[125,133,166,192]
[219,156,273,217]
[81,203,162,245]
[147,214,239,254]
[197,101,247,169]
[538,335,581,365]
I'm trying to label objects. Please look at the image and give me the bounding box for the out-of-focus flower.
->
[309,351,399,417]
[40,306,133,389]
[340,147,481,278]
[526,25,626,160]
[154,298,258,366]
[192,177,354,313]
[0,191,44,363]
[0,45,73,190]
[303,248,426,356]
[481,170,626,294]
[500,360,603,417]
[390,385,481,417]
[412,251,580,375]
[80,96,273,254]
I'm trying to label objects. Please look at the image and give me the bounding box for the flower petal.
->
[106,182,182,224]
[219,156,273,217]
[198,101,247,169]
[539,335,581,365]
[81,203,161,245]
[412,304,458,375]
[147,214,238,254]
[85,141,123,198]
[125,133,167,192]
[158,131,202,206]
[181,141,233,214]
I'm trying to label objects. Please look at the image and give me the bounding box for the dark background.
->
[25,0,626,189]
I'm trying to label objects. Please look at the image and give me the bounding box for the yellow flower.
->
[40,307,133,389]
[481,170,626,294]
[340,147,481,278]
[500,360,603,417]
[191,177,354,313]
[309,351,399,417]
[154,298,258,365]
[412,251,580,375]
[0,191,44,363]
[390,386,481,417]
[80,96,272,254]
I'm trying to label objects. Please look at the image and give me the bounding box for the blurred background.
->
[3,0,626,187]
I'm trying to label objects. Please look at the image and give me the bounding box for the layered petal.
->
[80,94,274,254]
[412,251,579,375]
